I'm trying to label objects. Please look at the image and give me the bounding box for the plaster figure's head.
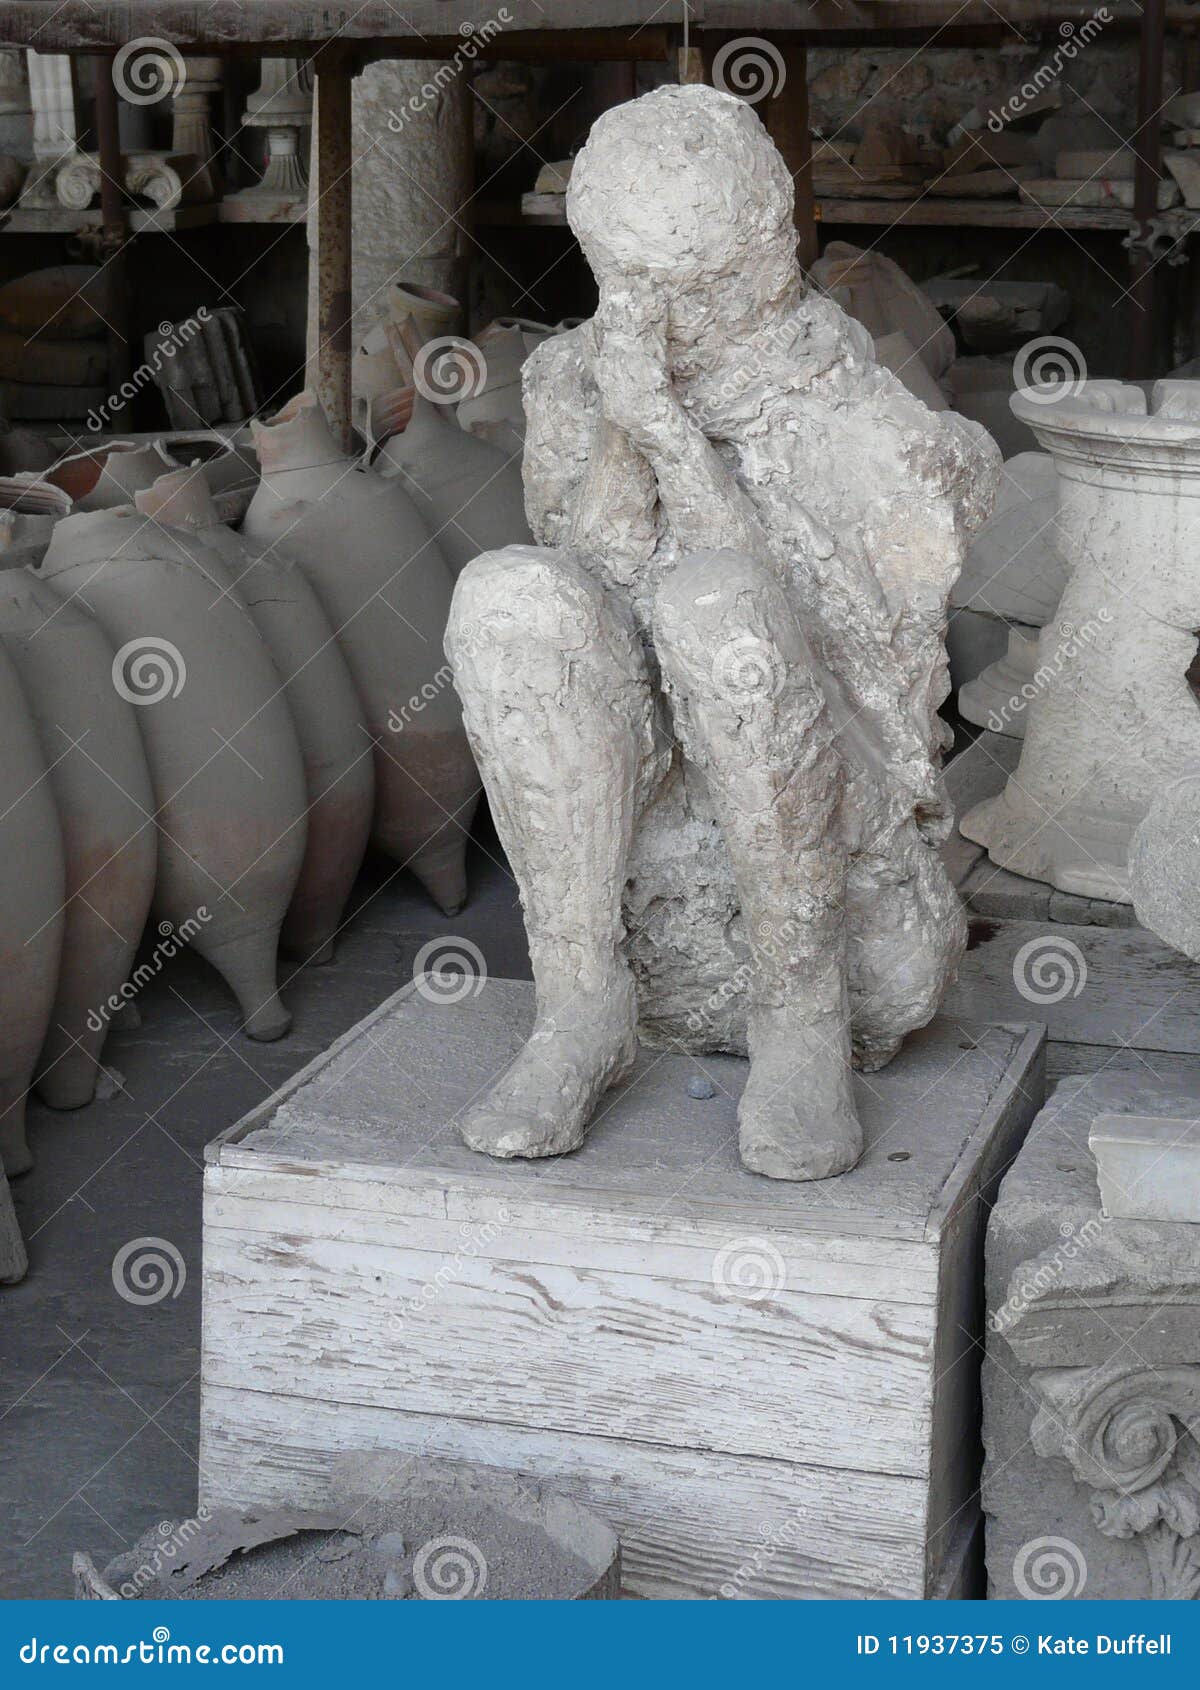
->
[567,84,797,305]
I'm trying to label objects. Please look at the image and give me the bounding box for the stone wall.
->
[808,38,1181,154]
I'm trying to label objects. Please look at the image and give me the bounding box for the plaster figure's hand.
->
[589,280,680,456]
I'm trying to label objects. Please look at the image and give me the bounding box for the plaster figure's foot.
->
[738,1012,863,1182]
[458,989,638,1160]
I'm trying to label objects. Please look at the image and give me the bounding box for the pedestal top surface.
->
[215,979,1042,1242]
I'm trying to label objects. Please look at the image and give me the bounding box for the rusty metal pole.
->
[314,48,354,454]
[94,51,132,411]
[1129,0,1166,378]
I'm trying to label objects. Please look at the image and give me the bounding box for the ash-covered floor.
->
[0,841,527,1599]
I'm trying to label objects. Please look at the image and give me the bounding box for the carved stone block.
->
[54,150,200,211]
[984,1072,1200,1598]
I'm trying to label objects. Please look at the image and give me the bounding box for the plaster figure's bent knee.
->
[651,548,833,780]
[651,547,847,977]
[447,543,665,796]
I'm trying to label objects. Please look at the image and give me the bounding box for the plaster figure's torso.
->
[518,291,996,1054]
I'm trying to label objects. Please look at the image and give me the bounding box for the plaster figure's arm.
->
[522,331,657,564]
[588,286,771,565]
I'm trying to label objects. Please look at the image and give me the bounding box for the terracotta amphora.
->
[0,556,156,1109]
[243,391,478,914]
[39,506,307,1039]
[0,1162,26,1283]
[355,316,532,582]
[0,644,65,1174]
[456,318,554,453]
[47,441,171,511]
[136,465,374,963]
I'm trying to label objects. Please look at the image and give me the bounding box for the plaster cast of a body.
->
[447,86,998,1180]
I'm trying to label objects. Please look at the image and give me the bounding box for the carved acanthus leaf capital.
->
[1031,1362,1200,1599]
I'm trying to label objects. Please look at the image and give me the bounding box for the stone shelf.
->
[1,200,306,234]
[506,191,1171,234]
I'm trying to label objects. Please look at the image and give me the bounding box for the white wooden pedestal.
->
[200,980,1045,1599]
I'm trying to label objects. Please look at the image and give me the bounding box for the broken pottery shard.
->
[446,85,997,1181]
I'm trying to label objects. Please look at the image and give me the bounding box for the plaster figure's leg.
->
[654,549,861,1182]
[845,836,966,1073]
[446,545,664,1159]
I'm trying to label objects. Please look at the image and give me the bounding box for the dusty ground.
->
[0,841,528,1600]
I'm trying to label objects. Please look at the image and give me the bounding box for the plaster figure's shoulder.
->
[797,291,1001,541]
[521,325,600,545]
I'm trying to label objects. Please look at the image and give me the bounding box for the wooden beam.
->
[313,51,354,455]
[1129,0,1167,377]
[93,50,131,407]
[0,3,1160,54]
[765,44,817,272]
